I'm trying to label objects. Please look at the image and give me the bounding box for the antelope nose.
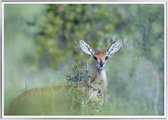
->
[100,61,104,67]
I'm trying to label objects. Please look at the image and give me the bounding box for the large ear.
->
[106,40,122,56]
[80,40,95,56]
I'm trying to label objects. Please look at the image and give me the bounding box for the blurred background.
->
[4,4,164,115]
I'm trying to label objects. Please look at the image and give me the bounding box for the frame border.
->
[1,1,167,119]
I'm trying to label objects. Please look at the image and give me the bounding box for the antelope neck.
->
[95,67,107,87]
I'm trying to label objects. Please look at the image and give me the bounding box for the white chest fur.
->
[100,69,107,87]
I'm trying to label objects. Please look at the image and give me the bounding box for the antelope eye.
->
[105,56,109,60]
[93,56,98,61]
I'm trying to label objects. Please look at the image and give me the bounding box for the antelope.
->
[6,40,122,115]
[79,40,122,107]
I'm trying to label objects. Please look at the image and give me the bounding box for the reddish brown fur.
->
[95,51,106,59]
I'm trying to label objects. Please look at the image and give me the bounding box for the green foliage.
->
[66,64,92,85]
[106,43,160,115]
[66,64,104,115]
[66,64,96,115]
[31,4,164,71]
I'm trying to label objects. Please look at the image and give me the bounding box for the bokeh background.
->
[4,4,164,115]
